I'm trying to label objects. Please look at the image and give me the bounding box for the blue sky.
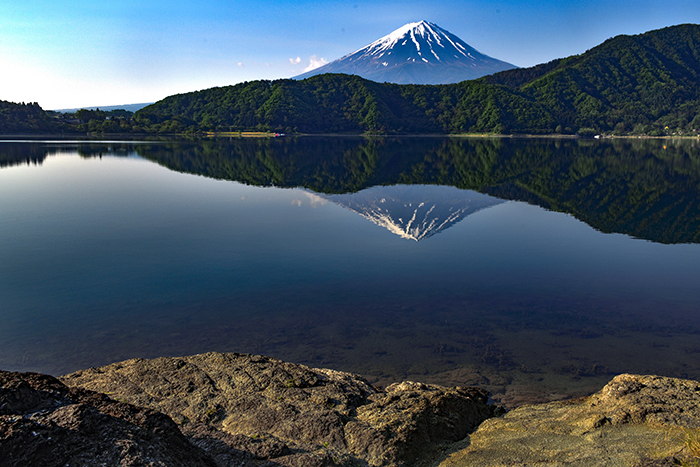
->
[2,0,699,110]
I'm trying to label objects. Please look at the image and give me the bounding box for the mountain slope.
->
[484,23,700,134]
[134,73,554,134]
[294,21,516,84]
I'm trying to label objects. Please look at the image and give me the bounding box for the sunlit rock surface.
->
[61,352,495,466]
[439,373,700,467]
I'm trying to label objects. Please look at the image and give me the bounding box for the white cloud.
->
[304,55,329,72]
[237,62,244,67]
[289,56,301,65]
[304,192,327,208]
[290,193,327,208]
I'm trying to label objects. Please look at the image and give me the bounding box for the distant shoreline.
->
[2,132,699,140]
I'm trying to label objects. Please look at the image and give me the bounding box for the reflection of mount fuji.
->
[320,185,505,241]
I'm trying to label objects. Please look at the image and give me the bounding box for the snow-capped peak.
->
[293,21,516,85]
[341,20,479,65]
[356,21,467,60]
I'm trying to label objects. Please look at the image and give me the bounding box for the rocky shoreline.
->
[2,352,700,466]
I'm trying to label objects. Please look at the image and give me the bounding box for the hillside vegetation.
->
[0,101,54,133]
[484,23,700,135]
[2,24,700,136]
[133,75,553,134]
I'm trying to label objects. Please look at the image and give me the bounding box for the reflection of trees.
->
[0,143,51,168]
[136,137,412,193]
[0,142,138,168]
[136,137,700,244]
[2,137,698,244]
[491,138,700,244]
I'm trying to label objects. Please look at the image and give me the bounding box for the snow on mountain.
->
[320,184,505,241]
[294,21,516,85]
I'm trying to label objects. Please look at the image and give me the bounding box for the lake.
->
[1,136,699,406]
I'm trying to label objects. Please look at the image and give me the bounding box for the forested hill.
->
[133,75,555,135]
[133,24,700,136]
[483,23,700,135]
[0,101,55,133]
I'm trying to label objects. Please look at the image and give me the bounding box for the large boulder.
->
[0,370,217,467]
[438,374,700,466]
[61,352,497,466]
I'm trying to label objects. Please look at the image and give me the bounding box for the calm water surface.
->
[1,137,699,406]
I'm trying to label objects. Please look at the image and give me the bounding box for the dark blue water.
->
[2,138,699,406]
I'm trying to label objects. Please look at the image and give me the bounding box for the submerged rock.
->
[61,352,496,466]
[0,370,217,467]
[439,373,700,466]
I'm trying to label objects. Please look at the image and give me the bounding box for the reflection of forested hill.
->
[481,140,700,244]
[134,137,700,244]
[0,142,139,168]
[0,143,50,168]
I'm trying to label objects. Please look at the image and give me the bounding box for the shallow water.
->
[1,137,699,406]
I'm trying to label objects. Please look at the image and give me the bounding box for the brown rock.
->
[62,352,496,466]
[346,381,492,466]
[439,374,700,467]
[13,358,700,467]
[0,370,217,467]
[591,373,700,427]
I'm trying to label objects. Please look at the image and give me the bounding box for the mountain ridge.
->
[482,23,700,133]
[294,21,517,84]
[52,103,153,113]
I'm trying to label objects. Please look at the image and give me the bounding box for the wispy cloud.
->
[305,192,328,208]
[289,57,301,65]
[304,55,328,72]
[237,62,244,67]
[290,192,328,208]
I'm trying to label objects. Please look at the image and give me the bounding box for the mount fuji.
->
[294,21,517,85]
